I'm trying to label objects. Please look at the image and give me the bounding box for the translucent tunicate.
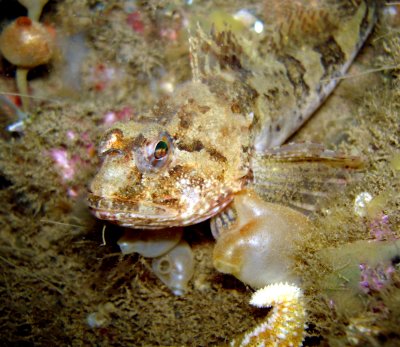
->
[117,227,183,257]
[152,240,194,296]
[18,0,49,21]
[213,190,311,288]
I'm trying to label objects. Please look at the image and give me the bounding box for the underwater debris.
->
[0,94,27,134]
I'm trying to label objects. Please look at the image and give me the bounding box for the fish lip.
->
[87,193,178,218]
[87,192,234,228]
[87,193,185,229]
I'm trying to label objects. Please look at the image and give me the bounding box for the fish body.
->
[88,0,375,231]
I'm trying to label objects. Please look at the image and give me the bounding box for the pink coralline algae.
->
[359,214,397,294]
[126,11,145,33]
[49,148,78,182]
[369,213,395,241]
[359,262,395,294]
[102,106,133,126]
[88,63,124,92]
[49,131,96,197]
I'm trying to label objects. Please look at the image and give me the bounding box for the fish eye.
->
[149,133,173,168]
[154,140,169,159]
[135,131,174,172]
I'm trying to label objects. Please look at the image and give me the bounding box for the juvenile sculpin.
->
[88,0,374,228]
[88,1,376,345]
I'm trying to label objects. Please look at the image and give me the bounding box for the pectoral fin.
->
[251,142,364,214]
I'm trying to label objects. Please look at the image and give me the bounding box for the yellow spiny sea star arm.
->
[230,283,306,347]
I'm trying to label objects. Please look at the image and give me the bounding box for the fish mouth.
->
[87,193,181,229]
[87,193,233,229]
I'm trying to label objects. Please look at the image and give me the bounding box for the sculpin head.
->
[88,82,252,229]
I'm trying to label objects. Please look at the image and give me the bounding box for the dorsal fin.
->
[188,23,250,82]
[263,0,339,49]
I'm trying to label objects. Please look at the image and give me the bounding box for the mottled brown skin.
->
[88,81,253,228]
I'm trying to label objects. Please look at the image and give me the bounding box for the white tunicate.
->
[118,228,183,257]
[253,20,264,34]
[152,240,194,295]
[354,191,373,217]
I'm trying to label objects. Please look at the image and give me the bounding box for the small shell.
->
[152,240,194,296]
